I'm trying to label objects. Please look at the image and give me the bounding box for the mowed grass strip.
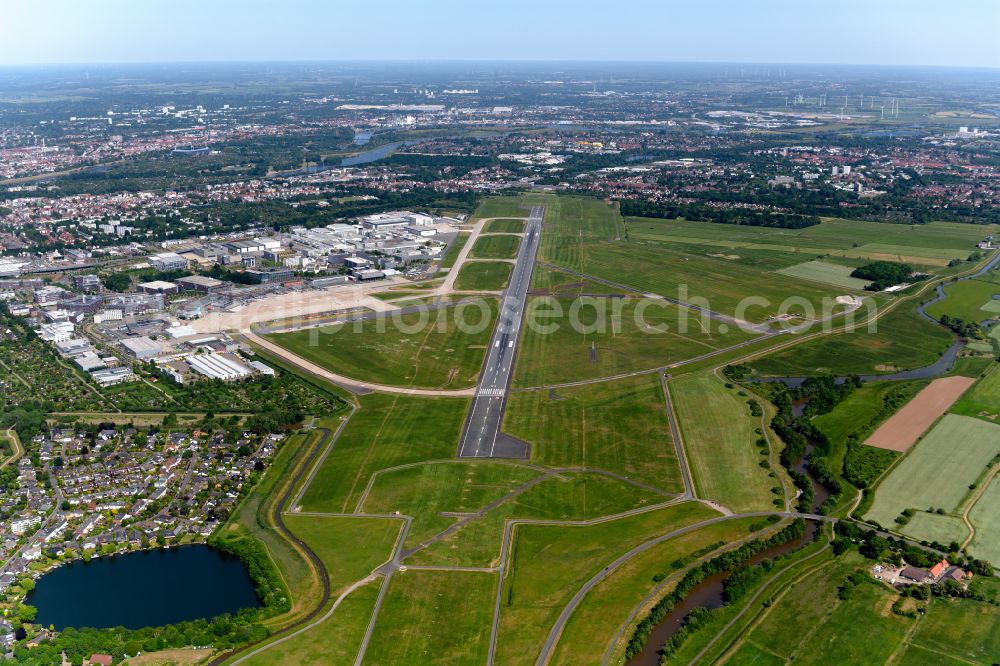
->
[470,233,521,259]
[494,501,720,665]
[405,472,664,569]
[365,570,496,665]
[550,517,762,666]
[299,393,470,514]
[537,195,622,272]
[358,461,542,548]
[504,374,684,493]
[775,259,870,290]
[866,414,1000,539]
[265,298,497,389]
[669,373,775,513]
[455,261,513,291]
[512,296,759,387]
[440,232,470,269]
[485,218,526,233]
[529,265,630,296]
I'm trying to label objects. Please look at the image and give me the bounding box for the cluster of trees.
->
[620,200,821,229]
[939,314,985,340]
[764,377,858,513]
[722,559,775,603]
[11,614,269,665]
[138,364,344,420]
[102,267,193,293]
[833,521,992,575]
[625,519,807,660]
[850,260,915,291]
[208,534,290,616]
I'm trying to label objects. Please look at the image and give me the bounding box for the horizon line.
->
[1,58,998,72]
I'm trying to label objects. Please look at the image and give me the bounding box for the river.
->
[626,522,819,666]
[26,544,261,630]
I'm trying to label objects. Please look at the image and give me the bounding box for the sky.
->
[1,0,998,68]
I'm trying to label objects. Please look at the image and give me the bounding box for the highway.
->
[458,206,544,459]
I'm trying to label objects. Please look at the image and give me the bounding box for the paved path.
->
[659,373,695,500]
[209,427,337,666]
[1,427,24,470]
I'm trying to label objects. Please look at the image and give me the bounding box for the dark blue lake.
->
[26,545,261,630]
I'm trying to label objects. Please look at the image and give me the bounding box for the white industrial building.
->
[148,252,189,271]
[187,353,253,381]
[39,321,75,342]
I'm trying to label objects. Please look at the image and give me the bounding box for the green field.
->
[563,240,844,324]
[669,372,776,512]
[494,501,720,664]
[908,596,1000,665]
[728,553,911,665]
[776,259,871,290]
[627,216,992,269]
[529,265,629,296]
[470,233,521,259]
[358,461,541,548]
[536,195,622,271]
[751,301,954,376]
[968,479,1000,565]
[455,261,513,291]
[265,299,497,389]
[472,195,549,220]
[440,232,470,269]
[513,296,761,387]
[299,393,470,514]
[365,570,496,665]
[485,218,526,233]
[927,277,1000,322]
[503,374,684,492]
[951,364,1000,422]
[241,581,381,666]
[726,551,1000,666]
[284,515,403,591]
[406,472,664,569]
[866,414,1000,543]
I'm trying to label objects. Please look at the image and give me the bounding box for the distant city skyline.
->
[1,0,998,69]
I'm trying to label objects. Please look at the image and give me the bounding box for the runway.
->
[457,206,544,458]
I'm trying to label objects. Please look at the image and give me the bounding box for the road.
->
[458,206,544,459]
[208,427,335,666]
